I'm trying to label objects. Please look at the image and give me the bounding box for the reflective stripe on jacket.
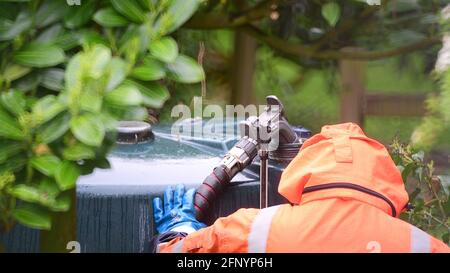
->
[158,123,450,253]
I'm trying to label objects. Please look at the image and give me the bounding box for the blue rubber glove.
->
[153,184,206,234]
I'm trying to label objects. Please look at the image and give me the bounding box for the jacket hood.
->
[278,123,409,217]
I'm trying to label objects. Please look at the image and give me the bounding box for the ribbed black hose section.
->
[194,165,230,220]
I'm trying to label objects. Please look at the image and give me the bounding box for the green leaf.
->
[322,2,341,27]
[30,155,61,176]
[122,36,141,64]
[32,95,66,125]
[36,24,63,43]
[63,143,96,161]
[0,140,24,163]
[106,57,127,91]
[110,0,146,23]
[118,24,139,49]
[79,29,109,47]
[131,57,166,81]
[1,90,27,116]
[55,161,80,190]
[9,184,43,204]
[105,83,143,106]
[36,112,71,144]
[40,68,64,91]
[135,0,151,9]
[95,157,111,169]
[158,0,201,34]
[2,63,31,82]
[11,71,41,92]
[94,7,129,27]
[70,113,105,146]
[149,37,179,63]
[0,106,24,140]
[138,23,151,53]
[0,154,26,173]
[65,53,82,91]
[87,45,112,78]
[166,55,205,83]
[29,177,70,212]
[64,0,96,29]
[13,203,51,230]
[80,91,103,113]
[0,11,32,41]
[126,80,169,108]
[400,163,414,183]
[8,185,37,204]
[437,175,450,196]
[0,172,14,191]
[35,0,69,28]
[38,177,60,198]
[13,43,65,68]
[54,31,80,50]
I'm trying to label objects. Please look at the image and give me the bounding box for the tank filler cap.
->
[116,121,154,144]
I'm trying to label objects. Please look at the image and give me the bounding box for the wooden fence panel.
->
[364,93,427,117]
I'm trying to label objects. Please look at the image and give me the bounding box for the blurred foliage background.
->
[0,0,449,249]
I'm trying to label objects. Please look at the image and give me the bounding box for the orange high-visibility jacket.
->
[158,123,450,253]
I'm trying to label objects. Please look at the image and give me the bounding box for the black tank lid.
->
[116,121,154,144]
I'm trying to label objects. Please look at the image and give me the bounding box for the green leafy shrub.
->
[0,0,204,232]
[390,138,450,244]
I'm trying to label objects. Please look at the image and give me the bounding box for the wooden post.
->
[230,30,257,105]
[339,48,367,127]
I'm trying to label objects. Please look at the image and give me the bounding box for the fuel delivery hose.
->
[194,137,258,220]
